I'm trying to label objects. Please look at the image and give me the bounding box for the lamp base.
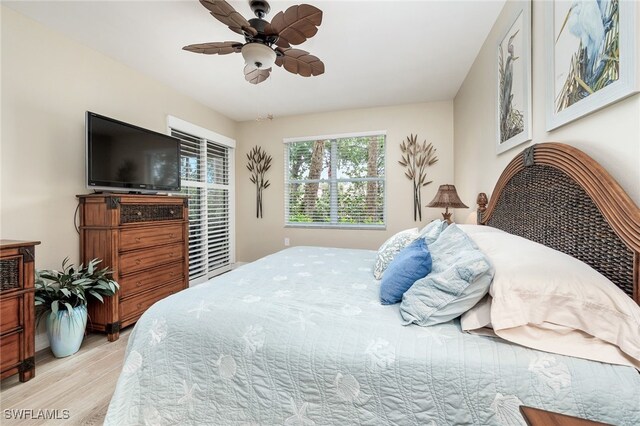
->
[441,211,453,224]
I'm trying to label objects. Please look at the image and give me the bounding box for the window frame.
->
[283,130,387,230]
[167,116,236,285]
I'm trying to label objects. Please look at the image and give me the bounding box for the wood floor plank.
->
[1,334,129,407]
[1,331,119,394]
[0,329,130,425]
[12,349,127,421]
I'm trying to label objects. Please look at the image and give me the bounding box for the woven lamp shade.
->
[427,185,468,208]
[426,184,468,223]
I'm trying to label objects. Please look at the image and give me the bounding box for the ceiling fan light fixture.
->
[183,0,325,84]
[242,43,276,70]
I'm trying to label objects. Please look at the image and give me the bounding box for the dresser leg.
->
[18,357,36,382]
[19,368,35,382]
[105,322,121,342]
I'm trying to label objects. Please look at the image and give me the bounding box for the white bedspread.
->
[105,246,640,425]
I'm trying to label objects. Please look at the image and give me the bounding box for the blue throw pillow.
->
[380,238,432,305]
[400,224,494,326]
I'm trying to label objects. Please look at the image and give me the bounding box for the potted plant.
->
[35,257,119,357]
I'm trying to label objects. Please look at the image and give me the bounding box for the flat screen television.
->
[86,112,181,193]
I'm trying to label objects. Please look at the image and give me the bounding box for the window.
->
[168,117,235,285]
[285,132,385,228]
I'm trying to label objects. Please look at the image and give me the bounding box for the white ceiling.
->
[5,0,505,122]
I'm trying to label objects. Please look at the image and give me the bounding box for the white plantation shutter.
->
[171,127,234,284]
[285,133,386,228]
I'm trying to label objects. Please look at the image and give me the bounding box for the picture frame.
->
[545,0,638,131]
[496,1,532,155]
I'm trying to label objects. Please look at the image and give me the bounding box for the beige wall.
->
[235,102,454,262]
[0,7,236,269]
[6,0,638,270]
[454,0,640,219]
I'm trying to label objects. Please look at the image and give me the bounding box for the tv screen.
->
[86,112,181,192]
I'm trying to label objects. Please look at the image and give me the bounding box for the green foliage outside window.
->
[286,135,385,227]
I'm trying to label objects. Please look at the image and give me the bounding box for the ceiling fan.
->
[183,0,325,84]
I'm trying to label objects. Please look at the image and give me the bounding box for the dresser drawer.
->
[120,280,184,322]
[119,262,185,299]
[120,224,183,251]
[0,297,21,332]
[120,204,183,224]
[0,332,21,372]
[119,243,184,275]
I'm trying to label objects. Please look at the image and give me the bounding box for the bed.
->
[105,143,640,425]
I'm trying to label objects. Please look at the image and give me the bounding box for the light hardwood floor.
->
[1,329,130,425]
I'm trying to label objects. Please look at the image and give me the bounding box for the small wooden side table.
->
[520,406,613,426]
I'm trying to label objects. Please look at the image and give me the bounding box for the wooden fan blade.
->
[244,66,272,84]
[199,0,258,37]
[269,4,322,48]
[275,48,324,77]
[183,41,243,55]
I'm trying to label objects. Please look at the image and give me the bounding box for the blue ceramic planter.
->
[46,304,88,358]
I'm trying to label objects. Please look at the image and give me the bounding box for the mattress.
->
[105,246,640,425]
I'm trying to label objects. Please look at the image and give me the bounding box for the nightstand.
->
[520,406,612,426]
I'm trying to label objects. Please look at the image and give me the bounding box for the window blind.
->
[172,129,232,283]
[285,134,385,228]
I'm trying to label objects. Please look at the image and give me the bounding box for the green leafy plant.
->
[35,258,119,321]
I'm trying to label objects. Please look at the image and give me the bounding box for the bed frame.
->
[477,142,640,305]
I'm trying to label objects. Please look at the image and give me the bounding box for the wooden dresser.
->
[77,194,189,341]
[0,240,40,382]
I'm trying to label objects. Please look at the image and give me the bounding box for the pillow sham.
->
[373,228,420,280]
[460,294,496,337]
[379,238,432,305]
[467,231,640,370]
[419,219,448,245]
[400,224,494,326]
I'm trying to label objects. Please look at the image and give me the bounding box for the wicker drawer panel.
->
[120,280,184,322]
[0,258,20,291]
[118,261,185,299]
[120,224,183,251]
[0,297,21,332]
[119,243,184,275]
[120,204,183,224]
[0,332,21,372]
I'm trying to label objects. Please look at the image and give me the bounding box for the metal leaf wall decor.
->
[399,134,439,221]
[247,146,273,218]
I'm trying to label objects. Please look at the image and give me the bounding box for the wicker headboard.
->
[477,143,640,304]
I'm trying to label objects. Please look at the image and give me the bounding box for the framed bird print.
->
[496,1,532,155]
[545,0,638,131]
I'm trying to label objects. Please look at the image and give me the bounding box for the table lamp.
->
[426,184,468,224]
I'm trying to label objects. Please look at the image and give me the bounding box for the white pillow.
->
[373,228,420,280]
[456,224,505,236]
[467,231,640,370]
